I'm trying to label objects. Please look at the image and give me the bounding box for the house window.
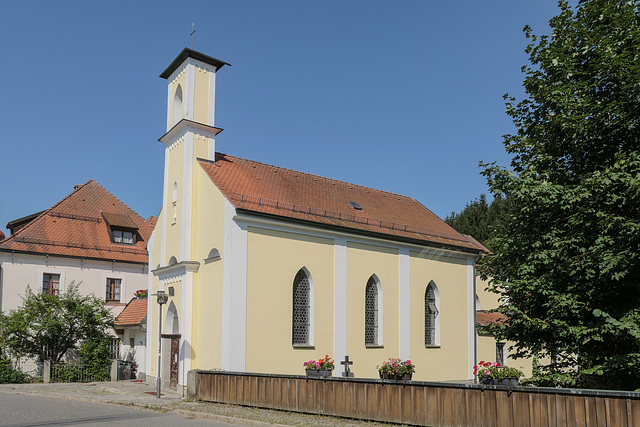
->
[42,273,60,296]
[496,342,506,365]
[292,269,311,346]
[365,276,379,346]
[106,278,121,302]
[425,282,439,346]
[112,230,135,244]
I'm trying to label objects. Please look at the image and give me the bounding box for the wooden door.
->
[170,337,179,389]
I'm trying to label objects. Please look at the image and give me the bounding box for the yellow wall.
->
[409,251,470,381]
[245,227,335,374]
[165,142,184,265]
[189,167,227,370]
[193,68,210,124]
[346,242,399,379]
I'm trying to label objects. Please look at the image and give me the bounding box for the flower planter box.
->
[306,369,332,379]
[379,372,412,381]
[480,377,519,386]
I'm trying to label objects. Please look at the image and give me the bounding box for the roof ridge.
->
[86,181,149,228]
[213,153,419,201]
[1,180,94,246]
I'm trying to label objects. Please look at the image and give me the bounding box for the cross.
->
[190,23,196,49]
[341,355,353,377]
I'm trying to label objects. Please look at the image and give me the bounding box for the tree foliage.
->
[445,194,512,251]
[480,0,640,390]
[0,282,114,363]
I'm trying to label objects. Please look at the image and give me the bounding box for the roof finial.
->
[190,23,196,49]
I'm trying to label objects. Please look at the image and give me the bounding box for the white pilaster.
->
[181,133,194,261]
[184,62,195,121]
[208,70,216,127]
[221,199,248,371]
[146,232,154,375]
[399,248,411,360]
[179,269,194,386]
[334,237,348,367]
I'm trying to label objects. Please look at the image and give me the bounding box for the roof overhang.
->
[160,48,230,79]
[234,208,484,256]
[159,119,223,147]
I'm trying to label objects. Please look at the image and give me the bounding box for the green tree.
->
[480,0,640,390]
[445,194,512,250]
[0,282,114,363]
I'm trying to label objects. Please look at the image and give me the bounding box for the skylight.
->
[348,201,363,211]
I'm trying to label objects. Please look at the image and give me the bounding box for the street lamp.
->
[154,290,169,398]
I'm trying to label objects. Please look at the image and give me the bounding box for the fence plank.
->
[193,372,640,427]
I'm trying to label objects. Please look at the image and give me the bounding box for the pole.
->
[157,296,163,398]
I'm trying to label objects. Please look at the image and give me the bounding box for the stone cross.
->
[341,355,353,377]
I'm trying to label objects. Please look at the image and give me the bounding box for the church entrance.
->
[170,336,179,389]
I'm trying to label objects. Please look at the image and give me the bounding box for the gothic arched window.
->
[292,269,312,346]
[365,275,382,346]
[425,282,440,346]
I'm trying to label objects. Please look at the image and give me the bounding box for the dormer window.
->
[102,212,140,246]
[113,229,135,244]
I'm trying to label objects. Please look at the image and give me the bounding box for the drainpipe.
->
[473,262,478,384]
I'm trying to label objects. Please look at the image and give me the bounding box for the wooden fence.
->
[188,370,640,426]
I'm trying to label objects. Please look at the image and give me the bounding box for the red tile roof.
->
[199,154,483,252]
[476,311,507,327]
[0,180,153,264]
[115,297,148,327]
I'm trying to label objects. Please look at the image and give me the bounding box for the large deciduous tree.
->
[0,282,114,363]
[480,0,640,390]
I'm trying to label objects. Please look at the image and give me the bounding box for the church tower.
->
[158,48,229,264]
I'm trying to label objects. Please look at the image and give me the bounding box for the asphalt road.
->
[0,393,238,427]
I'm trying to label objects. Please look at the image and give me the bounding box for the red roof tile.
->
[199,154,483,252]
[115,297,148,327]
[0,180,153,263]
[476,311,507,327]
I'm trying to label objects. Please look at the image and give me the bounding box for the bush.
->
[0,357,27,384]
[79,338,112,381]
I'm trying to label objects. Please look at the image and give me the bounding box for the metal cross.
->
[190,23,196,49]
[341,355,353,377]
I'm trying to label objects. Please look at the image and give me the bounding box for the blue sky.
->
[0,1,563,235]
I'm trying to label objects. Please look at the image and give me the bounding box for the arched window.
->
[292,268,313,346]
[425,281,440,346]
[365,275,382,346]
[172,84,183,126]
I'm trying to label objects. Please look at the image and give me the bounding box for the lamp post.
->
[154,290,169,398]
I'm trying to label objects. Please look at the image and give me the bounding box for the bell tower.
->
[158,48,229,265]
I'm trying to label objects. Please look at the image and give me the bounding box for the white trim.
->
[146,233,154,376]
[221,199,248,371]
[334,237,347,368]
[208,68,216,127]
[160,147,169,265]
[181,133,194,261]
[467,258,476,379]
[179,269,194,386]
[166,80,172,132]
[398,248,410,360]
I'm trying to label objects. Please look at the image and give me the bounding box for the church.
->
[147,48,486,391]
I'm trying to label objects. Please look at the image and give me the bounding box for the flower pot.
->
[480,377,519,386]
[402,373,412,381]
[306,369,332,379]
